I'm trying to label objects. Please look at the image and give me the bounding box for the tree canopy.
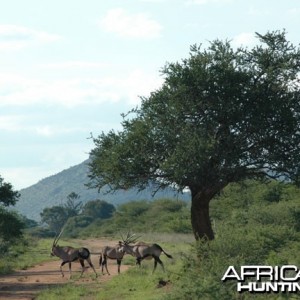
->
[82,199,115,219]
[0,176,20,206]
[40,192,83,233]
[0,176,23,250]
[89,31,300,240]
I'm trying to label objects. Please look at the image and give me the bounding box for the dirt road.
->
[0,239,128,300]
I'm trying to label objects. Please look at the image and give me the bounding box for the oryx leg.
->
[136,257,142,267]
[86,257,97,277]
[102,255,110,275]
[79,259,85,277]
[60,261,68,277]
[153,256,164,273]
[99,255,104,274]
[68,262,72,277]
[117,259,122,274]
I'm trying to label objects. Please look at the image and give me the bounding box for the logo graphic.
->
[222,265,300,293]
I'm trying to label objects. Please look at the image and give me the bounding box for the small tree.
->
[0,176,20,206]
[40,206,68,233]
[82,200,115,220]
[89,31,300,240]
[41,193,82,232]
[0,176,23,253]
[64,192,82,218]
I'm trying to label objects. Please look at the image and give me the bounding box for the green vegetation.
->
[11,180,300,299]
[56,198,191,238]
[0,237,82,275]
[167,180,300,299]
[37,283,99,300]
[0,175,25,259]
[89,30,300,240]
[0,237,51,274]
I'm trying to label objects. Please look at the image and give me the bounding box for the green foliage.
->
[4,180,300,299]
[37,283,99,300]
[89,30,300,238]
[63,215,94,238]
[0,207,24,244]
[40,197,188,239]
[118,201,151,217]
[40,192,88,233]
[165,180,300,299]
[82,199,115,219]
[64,192,83,218]
[39,198,117,237]
[0,175,24,257]
[78,198,191,237]
[26,226,55,238]
[0,175,20,206]
[0,237,54,274]
[20,215,39,228]
[40,205,68,233]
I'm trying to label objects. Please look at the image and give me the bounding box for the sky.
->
[1,0,300,190]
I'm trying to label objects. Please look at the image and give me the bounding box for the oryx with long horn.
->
[51,227,97,278]
[118,233,173,273]
[99,232,139,275]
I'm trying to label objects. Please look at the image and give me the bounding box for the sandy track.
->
[0,239,129,300]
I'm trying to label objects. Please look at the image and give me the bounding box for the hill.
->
[15,159,190,221]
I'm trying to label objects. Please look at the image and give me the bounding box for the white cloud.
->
[2,160,82,190]
[122,69,163,105]
[99,8,162,39]
[186,0,233,5]
[1,141,94,189]
[0,115,25,131]
[232,32,257,48]
[1,167,44,190]
[40,61,108,69]
[0,74,116,107]
[247,7,271,17]
[138,0,167,2]
[35,126,57,137]
[0,24,62,51]
[287,8,300,16]
[0,69,162,108]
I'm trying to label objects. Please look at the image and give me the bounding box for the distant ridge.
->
[15,159,190,221]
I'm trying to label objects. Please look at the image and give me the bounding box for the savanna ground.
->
[0,239,129,300]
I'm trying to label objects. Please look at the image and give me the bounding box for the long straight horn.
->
[53,226,65,246]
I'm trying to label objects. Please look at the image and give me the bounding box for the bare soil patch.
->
[0,239,129,300]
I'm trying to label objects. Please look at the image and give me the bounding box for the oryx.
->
[99,245,126,275]
[99,232,139,275]
[118,234,173,273]
[51,228,97,278]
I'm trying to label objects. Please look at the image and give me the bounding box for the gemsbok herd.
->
[51,230,173,278]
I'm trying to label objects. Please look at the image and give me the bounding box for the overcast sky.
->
[1,0,300,190]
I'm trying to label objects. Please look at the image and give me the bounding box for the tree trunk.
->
[190,188,215,240]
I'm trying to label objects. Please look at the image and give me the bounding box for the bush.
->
[167,222,300,300]
[26,227,55,238]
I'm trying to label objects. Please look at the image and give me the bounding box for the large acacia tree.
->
[89,31,300,240]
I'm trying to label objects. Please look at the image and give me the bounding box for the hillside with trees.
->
[15,159,189,221]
